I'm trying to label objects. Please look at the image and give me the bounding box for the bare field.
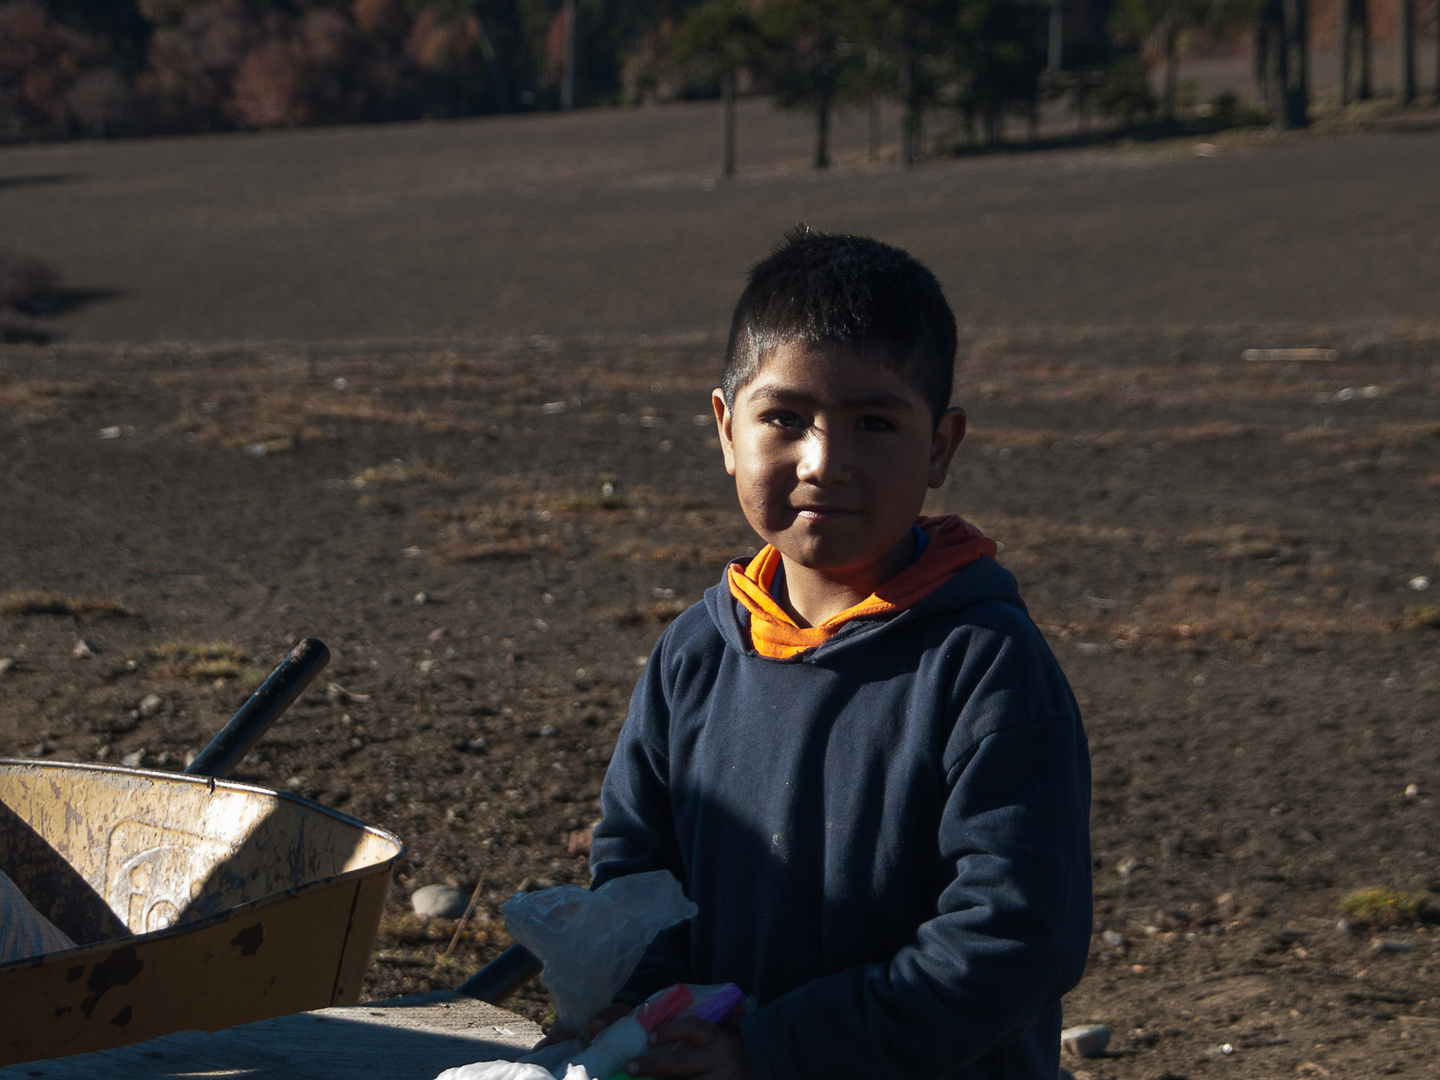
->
[7,98,1440,344]
[2,330,1438,1077]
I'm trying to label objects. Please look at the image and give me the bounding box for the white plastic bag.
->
[435,1061,590,1080]
[501,870,697,1042]
[0,869,76,964]
[432,982,746,1080]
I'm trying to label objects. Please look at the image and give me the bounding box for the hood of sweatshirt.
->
[705,549,1028,664]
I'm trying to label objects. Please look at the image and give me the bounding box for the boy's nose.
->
[796,428,851,485]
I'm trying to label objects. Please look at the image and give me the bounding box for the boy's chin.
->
[773,537,900,576]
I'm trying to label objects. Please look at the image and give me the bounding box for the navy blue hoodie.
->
[590,556,1091,1080]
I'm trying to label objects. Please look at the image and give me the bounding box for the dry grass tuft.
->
[0,377,93,423]
[377,910,493,948]
[444,535,567,561]
[1403,605,1440,630]
[151,641,264,682]
[0,589,131,617]
[350,460,457,488]
[424,473,743,567]
[597,599,690,626]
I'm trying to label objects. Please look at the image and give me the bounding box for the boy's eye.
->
[857,415,899,432]
[763,410,803,428]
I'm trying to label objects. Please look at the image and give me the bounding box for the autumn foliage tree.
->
[0,1,133,139]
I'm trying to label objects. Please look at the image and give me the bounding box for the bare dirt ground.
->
[2,328,1438,1078]
[7,94,1440,344]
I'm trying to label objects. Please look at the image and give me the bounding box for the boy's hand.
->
[624,1017,754,1080]
[532,1003,633,1050]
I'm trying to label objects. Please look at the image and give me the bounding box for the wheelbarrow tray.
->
[0,759,404,1066]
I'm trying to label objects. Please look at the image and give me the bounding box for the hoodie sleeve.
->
[589,634,693,1001]
[738,709,1092,1080]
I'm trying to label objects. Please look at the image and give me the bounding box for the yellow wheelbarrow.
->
[0,640,405,1066]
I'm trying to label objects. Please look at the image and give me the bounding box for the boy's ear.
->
[927,406,966,489]
[713,389,738,476]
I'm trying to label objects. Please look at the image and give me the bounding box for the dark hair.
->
[721,226,957,423]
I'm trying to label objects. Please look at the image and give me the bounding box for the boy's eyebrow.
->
[747,386,915,411]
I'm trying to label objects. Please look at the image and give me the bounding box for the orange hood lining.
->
[726,515,998,660]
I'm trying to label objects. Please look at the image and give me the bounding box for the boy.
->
[588,229,1091,1080]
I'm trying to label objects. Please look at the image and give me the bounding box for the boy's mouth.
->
[793,505,859,521]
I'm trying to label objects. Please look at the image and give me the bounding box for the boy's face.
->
[713,343,966,592]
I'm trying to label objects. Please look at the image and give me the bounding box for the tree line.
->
[1,0,1437,151]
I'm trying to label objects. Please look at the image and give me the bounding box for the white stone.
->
[138,693,163,717]
[1061,1025,1110,1058]
[412,883,469,919]
[1372,939,1414,953]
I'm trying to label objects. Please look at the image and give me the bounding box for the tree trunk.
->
[1255,17,1271,106]
[868,90,880,162]
[1048,0,1063,72]
[1338,0,1351,105]
[985,107,1003,146]
[1397,0,1414,106]
[1284,0,1309,127]
[1269,0,1308,128]
[899,56,920,166]
[866,47,881,163]
[1163,26,1179,119]
[1263,0,1284,119]
[813,78,831,169]
[561,0,576,109]
[721,67,736,176]
[478,22,508,112]
[1357,0,1370,98]
[1338,0,1369,105]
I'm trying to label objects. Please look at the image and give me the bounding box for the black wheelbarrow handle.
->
[184,638,330,780]
[456,943,542,1004]
[184,637,542,1005]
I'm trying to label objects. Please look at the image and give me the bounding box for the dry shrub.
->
[0,316,51,344]
[0,249,61,312]
[0,589,131,617]
[1340,888,1430,929]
